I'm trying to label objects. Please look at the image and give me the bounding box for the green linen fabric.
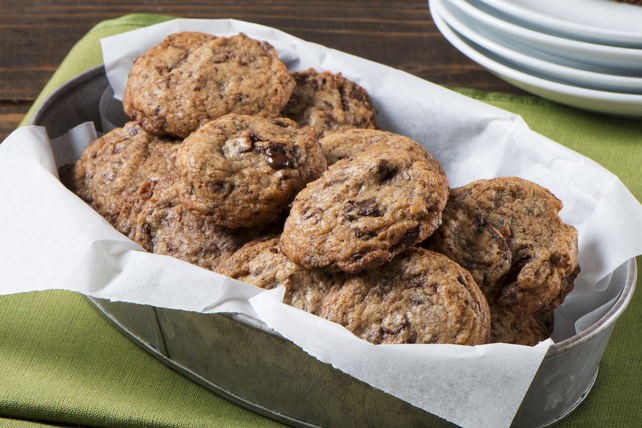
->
[4,13,641,428]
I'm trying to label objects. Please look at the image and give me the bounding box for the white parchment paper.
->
[2,18,642,428]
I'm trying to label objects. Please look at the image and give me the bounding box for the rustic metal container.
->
[29,65,638,428]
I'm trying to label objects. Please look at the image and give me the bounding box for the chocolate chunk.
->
[345,199,381,217]
[265,146,290,170]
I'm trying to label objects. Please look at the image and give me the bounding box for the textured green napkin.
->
[4,13,642,428]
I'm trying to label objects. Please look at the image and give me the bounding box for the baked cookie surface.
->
[177,114,327,228]
[319,128,445,176]
[123,32,295,138]
[216,236,340,315]
[280,147,449,273]
[280,68,378,138]
[427,176,580,315]
[116,175,257,272]
[59,121,181,224]
[320,248,491,345]
[489,303,553,346]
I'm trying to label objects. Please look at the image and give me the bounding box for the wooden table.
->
[0,0,530,143]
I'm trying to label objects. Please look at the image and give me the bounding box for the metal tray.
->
[30,65,638,428]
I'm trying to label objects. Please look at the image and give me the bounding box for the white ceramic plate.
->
[429,0,642,118]
[433,0,642,94]
[444,0,642,74]
[474,0,642,48]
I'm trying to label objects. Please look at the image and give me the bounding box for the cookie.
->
[319,128,445,176]
[59,121,181,224]
[489,303,553,346]
[123,32,296,138]
[320,248,491,345]
[116,175,257,271]
[216,236,341,315]
[280,147,449,273]
[426,176,580,315]
[176,114,327,228]
[280,68,378,138]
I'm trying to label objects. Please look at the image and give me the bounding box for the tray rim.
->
[28,64,107,130]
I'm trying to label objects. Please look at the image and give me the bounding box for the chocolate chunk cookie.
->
[489,303,553,346]
[123,32,295,138]
[216,236,341,315]
[280,68,378,138]
[319,128,445,176]
[280,147,449,273]
[59,121,181,225]
[427,177,580,315]
[176,114,327,228]
[320,248,491,345]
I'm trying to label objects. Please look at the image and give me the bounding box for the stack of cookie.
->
[425,177,579,345]
[59,31,579,347]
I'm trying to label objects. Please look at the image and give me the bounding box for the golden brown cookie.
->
[216,236,341,315]
[320,248,491,345]
[280,147,449,273]
[280,68,378,138]
[116,175,258,272]
[59,121,181,225]
[123,32,295,138]
[319,128,445,176]
[427,176,580,315]
[176,114,327,228]
[489,303,553,346]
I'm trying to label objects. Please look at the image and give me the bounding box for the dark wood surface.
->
[0,0,530,142]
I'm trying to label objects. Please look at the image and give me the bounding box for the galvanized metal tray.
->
[30,65,638,428]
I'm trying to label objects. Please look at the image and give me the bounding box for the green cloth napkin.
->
[4,13,642,428]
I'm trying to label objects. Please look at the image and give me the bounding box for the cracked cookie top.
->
[280,147,449,273]
[320,248,491,345]
[176,114,327,228]
[426,176,580,315]
[59,121,181,225]
[319,128,445,176]
[280,68,379,138]
[123,32,295,138]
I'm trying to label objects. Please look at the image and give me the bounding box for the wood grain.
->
[0,0,529,142]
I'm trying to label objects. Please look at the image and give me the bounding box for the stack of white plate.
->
[429,0,642,118]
